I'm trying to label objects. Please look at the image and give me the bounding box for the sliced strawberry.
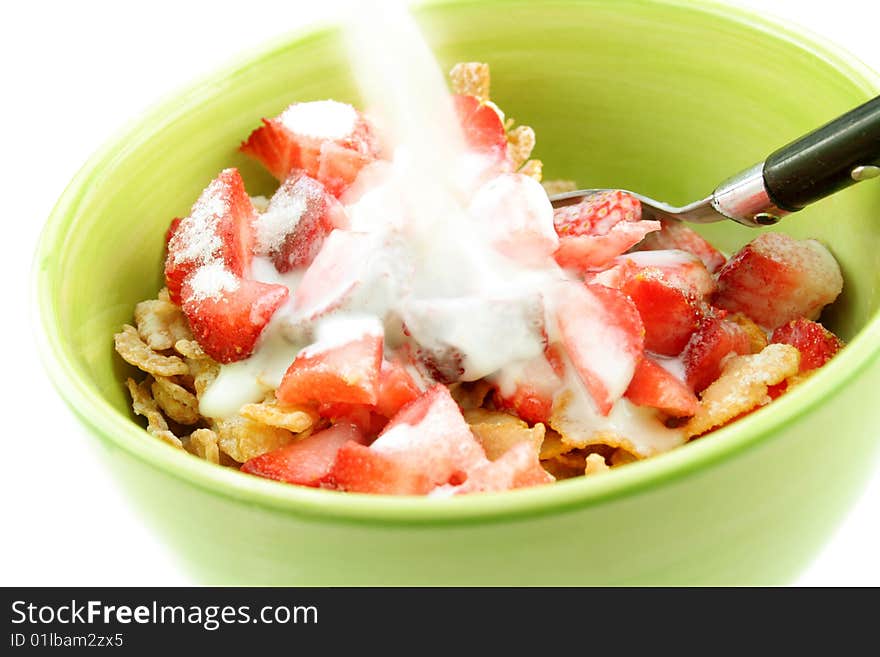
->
[681,316,752,392]
[370,385,487,487]
[771,318,844,372]
[255,172,348,272]
[621,270,703,356]
[452,94,508,161]
[556,282,645,415]
[165,168,256,304]
[714,233,843,329]
[327,441,432,495]
[240,422,366,487]
[241,100,381,195]
[615,249,716,298]
[634,219,726,273]
[375,359,423,419]
[625,356,698,417]
[277,319,384,407]
[240,118,302,181]
[552,191,660,271]
[443,442,554,495]
[492,352,563,425]
[468,173,558,265]
[316,141,375,198]
[165,217,182,249]
[181,276,289,363]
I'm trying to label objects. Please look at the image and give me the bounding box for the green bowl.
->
[36,0,880,585]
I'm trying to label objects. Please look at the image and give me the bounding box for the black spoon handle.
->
[763,95,880,211]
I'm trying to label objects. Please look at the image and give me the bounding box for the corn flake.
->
[175,339,207,360]
[125,377,182,448]
[685,343,800,438]
[729,312,769,354]
[134,299,191,351]
[584,452,610,476]
[507,125,536,170]
[464,409,545,460]
[213,415,296,463]
[519,159,543,181]
[186,428,220,464]
[151,376,200,426]
[240,398,317,433]
[449,62,491,99]
[542,179,578,196]
[115,325,188,377]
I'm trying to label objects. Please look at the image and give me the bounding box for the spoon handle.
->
[762,95,880,211]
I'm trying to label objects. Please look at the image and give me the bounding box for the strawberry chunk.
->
[375,359,423,419]
[181,276,289,363]
[625,356,698,417]
[621,270,703,356]
[492,352,563,424]
[254,172,348,272]
[634,219,726,273]
[369,385,487,488]
[552,191,661,270]
[165,168,256,304]
[241,422,366,487]
[771,318,844,372]
[327,442,431,495]
[556,282,645,415]
[681,316,752,392]
[468,173,559,265]
[615,250,716,298]
[277,317,384,407]
[440,442,554,495]
[329,385,487,495]
[714,233,843,329]
[452,94,508,161]
[241,100,381,195]
[165,217,182,249]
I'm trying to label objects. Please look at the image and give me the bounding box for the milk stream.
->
[198,0,685,457]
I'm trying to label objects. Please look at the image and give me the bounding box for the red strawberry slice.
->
[239,118,303,181]
[241,100,381,196]
[256,172,348,272]
[616,249,716,298]
[621,270,703,356]
[442,442,554,495]
[493,351,563,425]
[714,233,843,329]
[277,319,384,407]
[634,219,726,273]
[556,282,645,415]
[181,277,289,363]
[165,217,182,249]
[452,94,508,161]
[375,359,423,419]
[240,422,366,487]
[468,173,559,265]
[371,384,487,485]
[165,168,256,304]
[771,318,844,372]
[552,191,661,270]
[681,316,752,392]
[327,441,432,495]
[625,356,699,417]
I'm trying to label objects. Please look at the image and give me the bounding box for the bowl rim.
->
[34,0,880,526]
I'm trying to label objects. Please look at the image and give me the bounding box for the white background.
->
[2,0,878,586]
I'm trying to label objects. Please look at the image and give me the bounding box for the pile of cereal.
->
[114,63,845,495]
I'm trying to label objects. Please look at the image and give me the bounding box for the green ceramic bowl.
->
[36,0,880,585]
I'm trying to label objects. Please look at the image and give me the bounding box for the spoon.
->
[549,95,880,228]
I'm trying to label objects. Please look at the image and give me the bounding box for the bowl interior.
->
[38,0,880,509]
